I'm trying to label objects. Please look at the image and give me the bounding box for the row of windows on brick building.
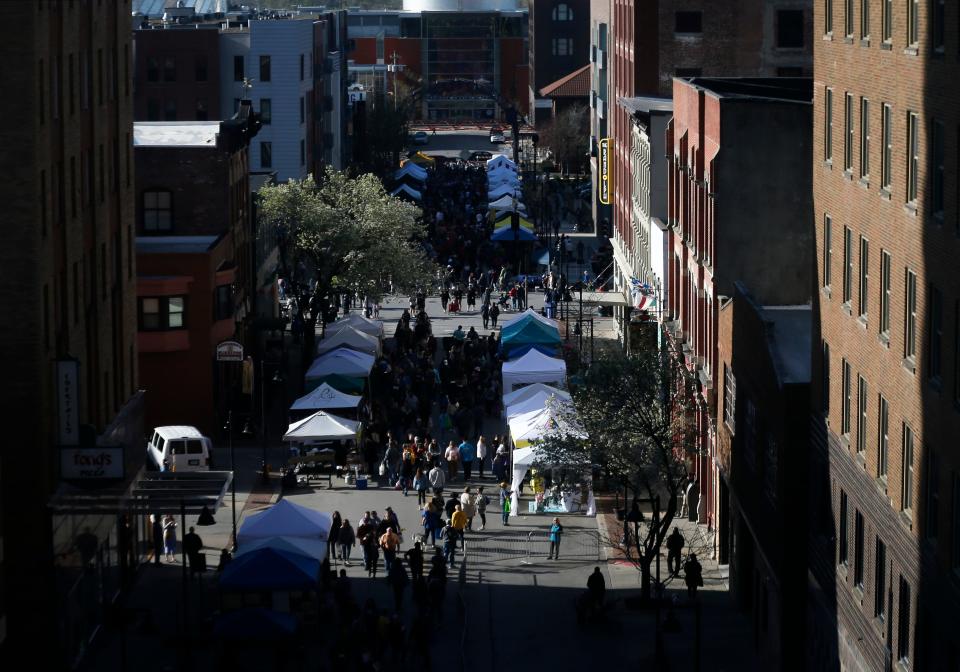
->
[824,0,950,53]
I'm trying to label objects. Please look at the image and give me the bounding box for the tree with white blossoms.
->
[258,168,435,355]
[533,345,698,600]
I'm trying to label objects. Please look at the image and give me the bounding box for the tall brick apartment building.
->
[0,1,144,666]
[808,0,960,669]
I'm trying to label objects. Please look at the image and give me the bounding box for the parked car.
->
[490,128,506,144]
[413,131,429,145]
[146,425,213,471]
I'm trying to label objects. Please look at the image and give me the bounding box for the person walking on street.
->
[405,541,425,582]
[329,511,342,559]
[475,486,490,530]
[587,566,606,615]
[666,527,685,575]
[458,437,475,480]
[499,482,512,525]
[450,504,468,548]
[481,302,490,329]
[362,531,380,577]
[547,518,563,560]
[428,463,446,496]
[459,487,477,530]
[380,526,401,573]
[476,435,488,478]
[182,526,205,578]
[338,519,356,566]
[683,554,704,599]
[387,559,409,612]
[440,286,450,313]
[162,514,178,563]
[490,303,500,328]
[441,521,459,568]
[444,441,460,482]
[414,467,429,506]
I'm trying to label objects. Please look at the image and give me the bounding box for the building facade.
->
[587,0,611,232]
[0,2,143,666]
[808,0,960,669]
[665,76,813,595]
[528,0,590,124]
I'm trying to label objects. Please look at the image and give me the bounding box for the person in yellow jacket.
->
[450,504,468,549]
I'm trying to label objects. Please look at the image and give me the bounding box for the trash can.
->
[356,476,368,490]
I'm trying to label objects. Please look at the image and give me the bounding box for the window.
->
[905,268,917,361]
[724,364,736,431]
[553,2,574,20]
[857,375,868,455]
[931,120,945,218]
[843,225,853,304]
[551,38,574,56]
[842,358,852,437]
[932,0,945,51]
[299,53,304,80]
[213,285,232,321]
[194,55,207,82]
[163,99,176,121]
[675,10,702,33]
[825,0,834,34]
[897,576,911,662]
[260,141,272,168]
[907,112,919,204]
[143,190,172,232]
[844,93,854,171]
[860,0,870,38]
[839,489,849,565]
[878,395,889,479]
[881,104,892,190]
[147,56,159,82]
[925,451,938,540]
[259,98,272,124]
[880,250,892,335]
[822,341,831,412]
[777,9,805,47]
[823,214,833,289]
[882,0,893,42]
[928,285,943,381]
[874,537,886,619]
[859,237,869,318]
[259,54,271,82]
[860,98,871,180]
[163,56,175,82]
[300,96,305,124]
[854,509,865,587]
[233,55,244,82]
[139,296,185,330]
[902,423,914,512]
[300,139,305,166]
[844,0,854,36]
[907,0,919,46]
[824,88,834,162]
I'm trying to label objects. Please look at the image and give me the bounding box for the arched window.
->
[552,3,573,21]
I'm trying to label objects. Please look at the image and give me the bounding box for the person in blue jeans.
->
[548,517,563,560]
[458,437,476,480]
[441,522,459,567]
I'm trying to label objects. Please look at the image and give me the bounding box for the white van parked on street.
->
[146,426,213,472]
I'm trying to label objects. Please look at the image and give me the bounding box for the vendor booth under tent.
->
[509,446,595,517]
[500,315,562,355]
[290,382,363,413]
[305,348,375,391]
[316,325,382,357]
[502,382,571,408]
[236,535,328,561]
[213,608,299,641]
[394,163,427,182]
[501,348,567,394]
[237,498,333,545]
[219,546,320,591]
[507,405,585,449]
[283,410,361,443]
[506,389,574,420]
[325,313,384,339]
[390,183,422,201]
[501,308,560,337]
[486,155,517,172]
[492,226,537,242]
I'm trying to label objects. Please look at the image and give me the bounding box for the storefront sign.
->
[216,340,244,362]
[56,358,80,445]
[61,447,124,479]
[599,137,612,205]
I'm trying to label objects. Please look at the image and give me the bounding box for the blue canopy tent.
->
[500,317,562,356]
[213,608,299,641]
[491,226,537,242]
[219,547,320,592]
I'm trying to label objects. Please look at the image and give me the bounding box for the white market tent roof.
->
[505,389,573,420]
[326,313,384,339]
[282,410,361,441]
[489,194,525,210]
[488,185,522,200]
[502,382,571,408]
[507,405,586,448]
[237,499,333,545]
[394,163,427,181]
[316,325,382,357]
[501,348,567,393]
[390,183,422,200]
[290,382,363,412]
[235,535,328,561]
[508,444,594,517]
[305,348,376,380]
[486,155,517,171]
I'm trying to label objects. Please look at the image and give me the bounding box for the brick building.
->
[0,1,143,666]
[134,114,257,434]
[133,26,221,122]
[807,0,960,668]
[608,0,813,338]
[664,77,813,629]
[528,0,590,124]
[716,282,811,668]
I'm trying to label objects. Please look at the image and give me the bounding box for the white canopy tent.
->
[486,155,517,172]
[290,382,363,412]
[235,535,328,561]
[509,446,595,517]
[501,348,567,394]
[505,390,573,420]
[488,184,522,200]
[489,194,524,210]
[316,325,382,357]
[501,382,571,408]
[326,313,384,339]
[507,405,585,449]
[237,499,333,545]
[282,410,361,442]
[305,348,376,381]
[487,168,519,183]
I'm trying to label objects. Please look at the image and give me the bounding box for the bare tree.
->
[534,344,698,600]
[540,103,589,174]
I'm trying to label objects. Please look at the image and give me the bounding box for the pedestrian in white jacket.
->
[476,435,489,479]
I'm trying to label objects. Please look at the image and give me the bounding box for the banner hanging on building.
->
[598,137,612,205]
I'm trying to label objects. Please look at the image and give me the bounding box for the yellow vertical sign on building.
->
[599,137,612,205]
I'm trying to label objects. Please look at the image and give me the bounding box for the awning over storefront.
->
[49,471,234,515]
[577,290,628,306]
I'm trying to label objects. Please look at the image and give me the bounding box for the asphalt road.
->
[408,129,512,160]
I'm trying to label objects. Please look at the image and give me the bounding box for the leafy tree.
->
[258,168,435,356]
[534,346,697,600]
[540,103,589,174]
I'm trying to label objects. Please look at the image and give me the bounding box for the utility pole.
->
[387,52,404,111]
